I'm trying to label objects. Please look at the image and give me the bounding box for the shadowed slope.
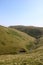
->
[9,26,43,39]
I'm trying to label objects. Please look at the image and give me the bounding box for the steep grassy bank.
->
[0,25,35,54]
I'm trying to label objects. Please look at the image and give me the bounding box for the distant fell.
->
[9,26,43,39]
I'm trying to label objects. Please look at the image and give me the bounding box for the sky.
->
[0,0,43,27]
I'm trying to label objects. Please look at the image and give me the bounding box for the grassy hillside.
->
[9,25,43,52]
[0,25,36,54]
[0,25,43,65]
[9,26,43,39]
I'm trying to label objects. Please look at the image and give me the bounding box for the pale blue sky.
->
[0,0,43,27]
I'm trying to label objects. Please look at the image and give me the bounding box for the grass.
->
[0,52,43,65]
[9,26,43,39]
[9,25,43,52]
[0,25,43,65]
[0,26,35,54]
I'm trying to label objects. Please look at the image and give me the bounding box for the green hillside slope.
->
[9,25,43,52]
[10,26,43,39]
[0,25,43,65]
[0,25,35,54]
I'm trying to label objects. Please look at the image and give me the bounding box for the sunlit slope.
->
[0,26,35,54]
